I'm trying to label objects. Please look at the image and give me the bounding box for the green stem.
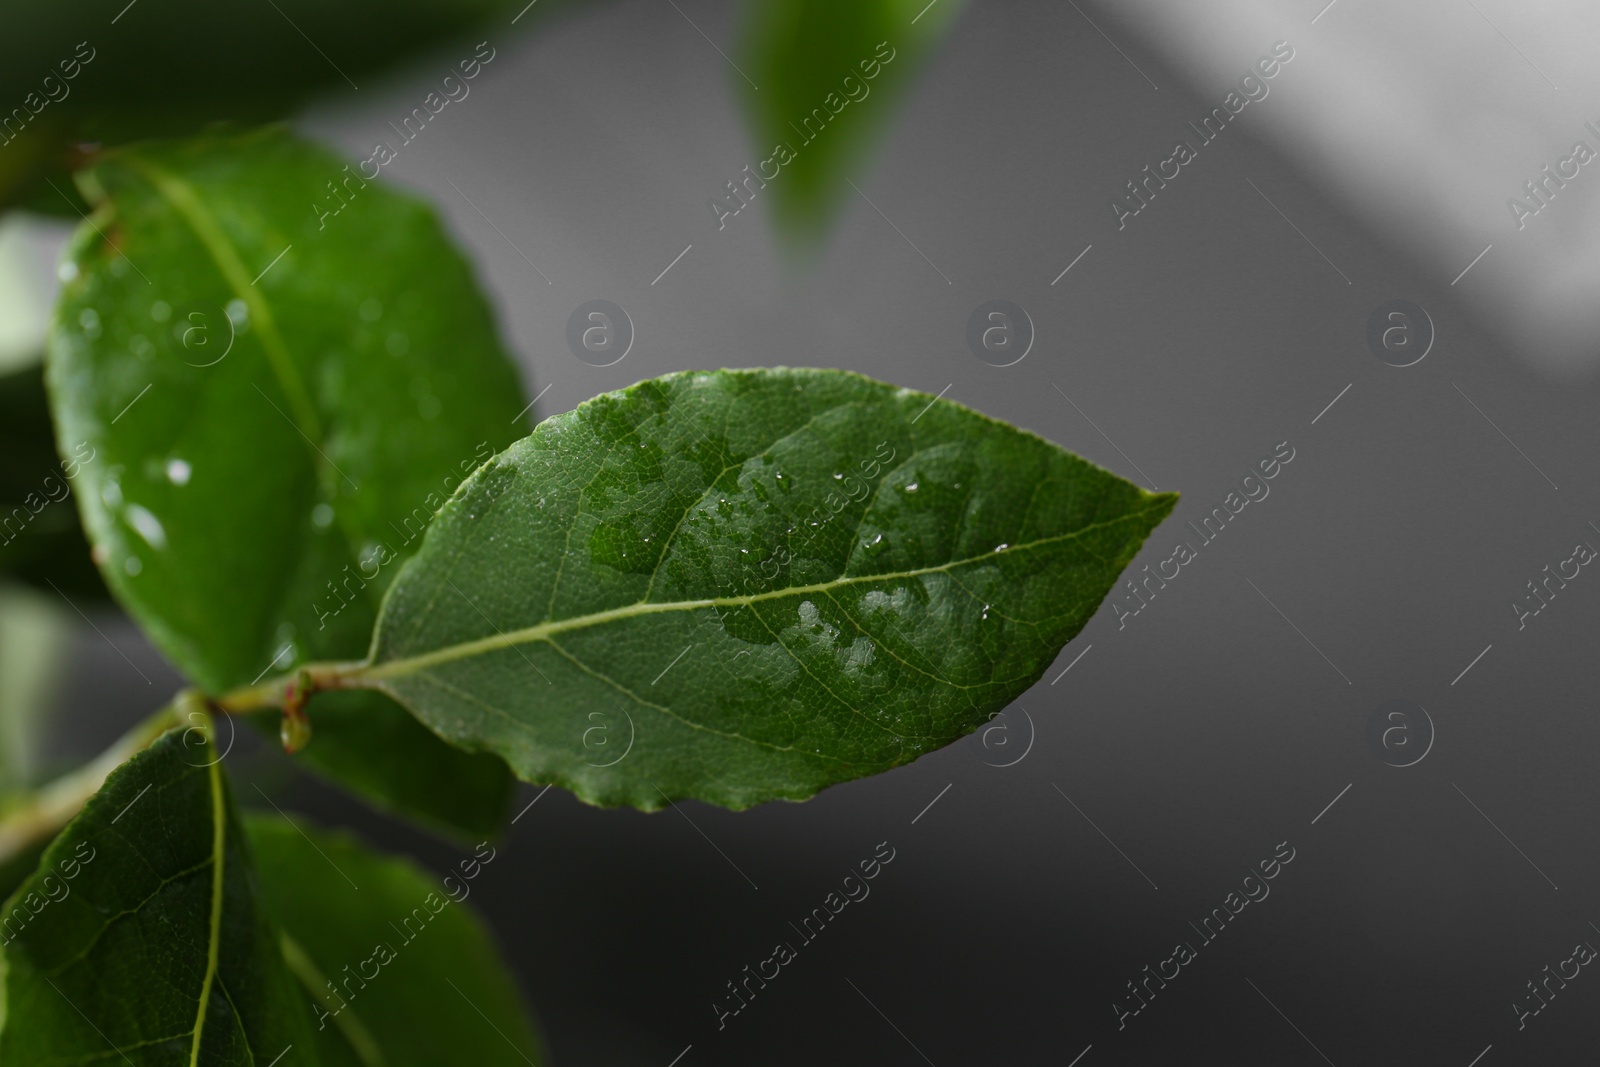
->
[0,659,371,870]
[212,660,365,714]
[0,660,370,868]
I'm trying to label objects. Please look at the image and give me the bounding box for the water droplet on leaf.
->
[124,503,167,549]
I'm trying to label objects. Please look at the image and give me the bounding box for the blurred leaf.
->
[48,127,527,837]
[250,690,514,843]
[0,0,591,212]
[737,0,965,241]
[352,368,1176,810]
[246,813,546,1066]
[0,727,321,1064]
[0,363,107,602]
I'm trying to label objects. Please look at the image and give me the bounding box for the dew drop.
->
[311,503,335,528]
[993,543,1008,552]
[904,482,918,493]
[78,308,101,338]
[124,556,143,576]
[124,504,167,550]
[58,261,79,283]
[225,299,249,329]
[166,459,192,486]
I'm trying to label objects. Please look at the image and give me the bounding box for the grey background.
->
[46,0,1600,1063]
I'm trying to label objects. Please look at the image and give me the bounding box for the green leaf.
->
[49,126,531,690]
[244,813,545,1066]
[0,726,321,1065]
[737,0,965,241]
[351,368,1176,810]
[48,126,524,837]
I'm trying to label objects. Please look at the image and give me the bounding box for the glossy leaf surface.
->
[48,128,523,836]
[361,368,1176,809]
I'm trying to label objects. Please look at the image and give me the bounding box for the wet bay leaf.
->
[47,127,523,838]
[354,368,1177,810]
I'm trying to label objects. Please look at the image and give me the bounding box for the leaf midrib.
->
[116,153,389,674]
[359,504,1161,683]
[118,156,323,443]
[280,931,388,1067]
[188,759,227,1066]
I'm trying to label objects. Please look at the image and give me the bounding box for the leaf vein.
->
[41,854,217,977]
[187,759,227,1066]
[543,636,860,767]
[641,398,868,602]
[745,598,939,745]
[363,504,1166,682]
[542,423,646,622]
[816,587,972,693]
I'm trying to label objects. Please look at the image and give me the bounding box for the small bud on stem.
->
[280,670,315,753]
